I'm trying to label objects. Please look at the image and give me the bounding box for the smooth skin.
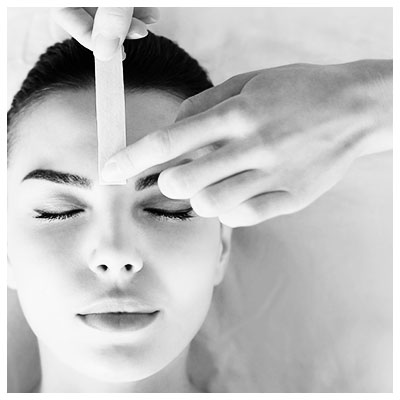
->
[8,90,231,393]
[55,8,393,228]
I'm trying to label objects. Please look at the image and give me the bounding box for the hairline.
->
[7,85,187,165]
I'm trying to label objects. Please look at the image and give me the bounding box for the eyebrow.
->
[134,173,160,191]
[21,168,161,191]
[22,169,92,188]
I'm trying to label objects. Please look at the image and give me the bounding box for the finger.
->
[52,7,94,50]
[92,7,134,60]
[218,191,297,227]
[83,7,97,18]
[101,96,248,182]
[190,170,270,217]
[176,70,260,122]
[126,18,149,39]
[133,7,160,24]
[157,141,266,199]
[84,7,159,25]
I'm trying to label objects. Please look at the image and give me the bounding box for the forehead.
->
[11,89,182,173]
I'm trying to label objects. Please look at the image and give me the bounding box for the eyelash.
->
[34,208,194,222]
[34,209,82,221]
[145,208,194,221]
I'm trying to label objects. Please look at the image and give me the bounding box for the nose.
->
[90,256,143,274]
[88,230,144,282]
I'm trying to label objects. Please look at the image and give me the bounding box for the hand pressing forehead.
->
[102,61,392,227]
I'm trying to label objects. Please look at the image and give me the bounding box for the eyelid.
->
[33,194,87,208]
[32,196,87,219]
[140,197,192,208]
[33,206,84,217]
[33,208,83,222]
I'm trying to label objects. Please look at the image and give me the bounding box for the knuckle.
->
[149,130,173,159]
[225,97,254,135]
[252,132,279,165]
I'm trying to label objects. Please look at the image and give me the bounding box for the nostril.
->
[94,264,137,273]
[125,264,133,271]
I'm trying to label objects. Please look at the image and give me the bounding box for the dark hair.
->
[7,31,213,155]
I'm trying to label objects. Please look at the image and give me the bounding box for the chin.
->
[70,348,173,384]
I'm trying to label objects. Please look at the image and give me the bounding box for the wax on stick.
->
[95,47,127,185]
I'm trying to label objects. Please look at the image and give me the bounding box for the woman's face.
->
[7,89,231,382]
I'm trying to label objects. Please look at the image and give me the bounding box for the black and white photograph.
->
[6,5,395,395]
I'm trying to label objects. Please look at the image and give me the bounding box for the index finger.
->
[101,98,242,182]
[91,7,133,41]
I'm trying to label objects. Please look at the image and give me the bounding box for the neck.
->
[34,340,200,393]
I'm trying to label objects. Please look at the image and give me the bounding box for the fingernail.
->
[130,26,148,39]
[93,34,121,61]
[102,160,124,182]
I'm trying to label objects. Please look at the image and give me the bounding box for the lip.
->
[77,298,159,315]
[78,311,160,333]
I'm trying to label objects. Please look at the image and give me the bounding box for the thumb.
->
[92,7,134,60]
[176,70,260,122]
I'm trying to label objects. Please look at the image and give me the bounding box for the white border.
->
[392,2,398,399]
[3,2,397,400]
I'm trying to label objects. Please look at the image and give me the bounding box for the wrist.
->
[343,59,393,157]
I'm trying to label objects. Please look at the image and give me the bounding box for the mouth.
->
[77,311,160,332]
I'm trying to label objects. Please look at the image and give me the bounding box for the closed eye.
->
[144,207,194,221]
[33,208,195,222]
[34,209,83,221]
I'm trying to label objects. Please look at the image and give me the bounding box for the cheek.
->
[144,218,222,318]
[9,219,79,272]
[7,217,83,319]
[138,218,222,363]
